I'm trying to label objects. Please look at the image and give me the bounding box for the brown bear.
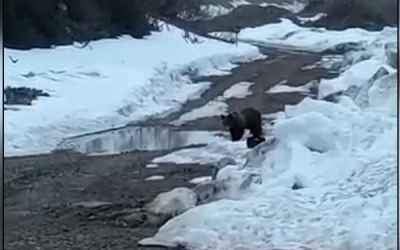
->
[220,107,263,142]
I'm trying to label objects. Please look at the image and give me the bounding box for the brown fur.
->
[220,107,263,142]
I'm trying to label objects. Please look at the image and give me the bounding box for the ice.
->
[5,22,262,156]
[55,126,223,155]
[140,24,398,250]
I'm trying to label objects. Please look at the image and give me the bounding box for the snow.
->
[238,18,397,53]
[200,0,306,20]
[173,100,229,126]
[296,13,327,24]
[145,175,165,181]
[140,23,398,250]
[4,23,262,157]
[190,176,212,184]
[152,137,250,166]
[145,163,160,169]
[266,80,313,94]
[223,81,254,99]
[145,187,198,217]
[172,81,256,125]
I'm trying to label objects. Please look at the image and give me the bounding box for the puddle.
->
[55,124,220,155]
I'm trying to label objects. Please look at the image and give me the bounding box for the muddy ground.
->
[4,46,338,249]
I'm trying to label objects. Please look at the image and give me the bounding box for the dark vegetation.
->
[300,0,398,31]
[4,86,50,105]
[4,0,202,49]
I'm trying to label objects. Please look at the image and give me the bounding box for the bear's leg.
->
[250,124,263,139]
[230,127,244,141]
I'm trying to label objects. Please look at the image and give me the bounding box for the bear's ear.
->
[220,114,226,120]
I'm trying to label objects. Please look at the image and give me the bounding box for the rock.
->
[246,137,266,149]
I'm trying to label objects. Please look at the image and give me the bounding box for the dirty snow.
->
[5,22,262,156]
[140,23,398,250]
[146,163,160,169]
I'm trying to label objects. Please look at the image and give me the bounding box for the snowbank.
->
[140,25,398,250]
[4,23,262,156]
[238,18,397,53]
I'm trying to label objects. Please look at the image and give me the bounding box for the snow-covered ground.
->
[4,23,263,156]
[200,0,306,20]
[140,20,398,250]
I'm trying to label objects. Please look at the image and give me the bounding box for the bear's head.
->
[220,113,236,127]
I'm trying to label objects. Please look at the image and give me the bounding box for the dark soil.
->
[5,150,211,250]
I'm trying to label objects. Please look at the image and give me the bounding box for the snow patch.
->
[266,80,314,94]
[223,81,254,99]
[190,176,212,184]
[5,23,262,156]
[152,137,250,166]
[145,175,165,181]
